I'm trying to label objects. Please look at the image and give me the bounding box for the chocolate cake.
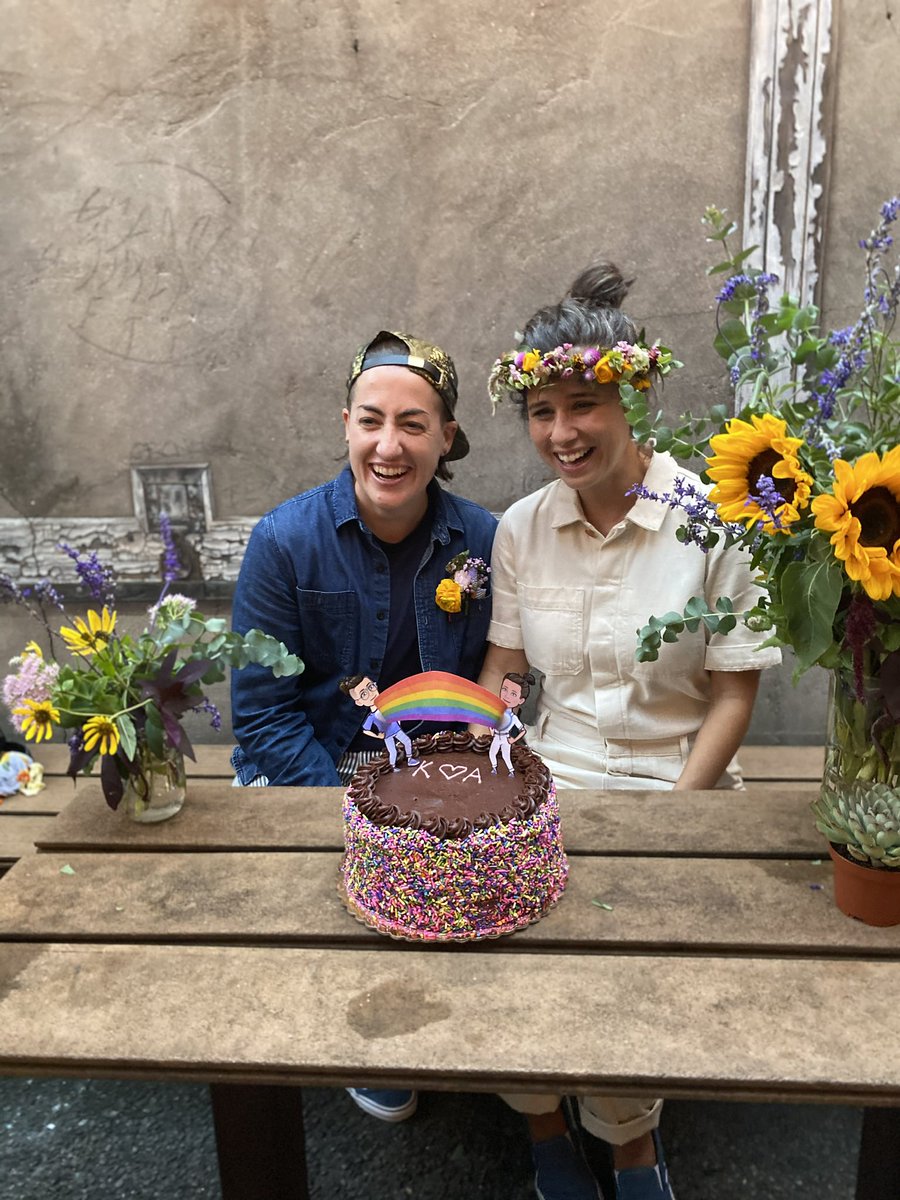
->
[339,730,568,941]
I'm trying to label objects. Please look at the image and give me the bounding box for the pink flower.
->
[2,652,60,732]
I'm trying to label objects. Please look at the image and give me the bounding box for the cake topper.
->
[351,670,535,776]
[373,670,506,727]
[489,672,535,777]
[339,674,421,772]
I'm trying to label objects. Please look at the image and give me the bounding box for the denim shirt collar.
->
[332,465,460,546]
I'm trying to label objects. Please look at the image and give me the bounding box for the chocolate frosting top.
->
[346,731,552,840]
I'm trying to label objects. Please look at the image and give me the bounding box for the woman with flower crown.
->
[479,263,782,1200]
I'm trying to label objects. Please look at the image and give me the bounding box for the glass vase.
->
[818,667,900,924]
[822,668,900,799]
[122,741,186,823]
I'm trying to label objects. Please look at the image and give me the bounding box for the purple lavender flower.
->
[58,543,117,605]
[748,272,779,362]
[192,698,222,732]
[717,274,752,302]
[747,476,784,531]
[0,573,23,604]
[159,513,182,585]
[627,478,742,552]
[31,580,65,611]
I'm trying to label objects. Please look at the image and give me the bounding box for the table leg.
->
[210,1083,309,1200]
[855,1108,900,1200]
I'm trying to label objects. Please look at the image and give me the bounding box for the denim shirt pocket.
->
[296,588,359,674]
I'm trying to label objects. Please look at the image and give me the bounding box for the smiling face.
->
[525,376,645,507]
[348,676,380,707]
[499,678,524,709]
[343,367,457,541]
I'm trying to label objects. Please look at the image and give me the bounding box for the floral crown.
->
[488,340,677,410]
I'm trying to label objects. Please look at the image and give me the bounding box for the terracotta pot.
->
[828,843,900,927]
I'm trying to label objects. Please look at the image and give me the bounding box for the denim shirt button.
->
[376,610,386,620]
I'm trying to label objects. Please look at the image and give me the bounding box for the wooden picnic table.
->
[0,757,897,1200]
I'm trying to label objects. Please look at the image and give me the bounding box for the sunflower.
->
[705,413,813,533]
[14,699,60,743]
[60,606,117,657]
[81,714,121,757]
[811,448,900,601]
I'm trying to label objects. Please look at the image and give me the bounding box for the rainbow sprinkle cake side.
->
[339,735,568,941]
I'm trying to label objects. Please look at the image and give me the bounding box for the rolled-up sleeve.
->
[703,540,782,672]
[487,514,525,650]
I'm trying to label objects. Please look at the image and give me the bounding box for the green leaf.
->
[117,712,137,762]
[713,319,750,360]
[144,708,165,758]
[706,221,738,243]
[779,558,844,671]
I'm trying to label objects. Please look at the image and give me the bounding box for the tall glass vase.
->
[822,668,900,803]
[816,667,900,925]
[122,740,186,823]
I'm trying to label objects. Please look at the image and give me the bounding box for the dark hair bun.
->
[566,261,633,311]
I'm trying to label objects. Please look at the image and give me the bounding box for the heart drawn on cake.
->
[439,763,468,781]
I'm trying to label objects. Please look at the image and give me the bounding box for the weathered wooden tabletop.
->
[0,762,896,1200]
[0,777,896,1100]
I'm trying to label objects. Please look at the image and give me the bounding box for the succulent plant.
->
[812,783,900,868]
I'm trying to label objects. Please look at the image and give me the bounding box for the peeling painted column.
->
[744,0,836,305]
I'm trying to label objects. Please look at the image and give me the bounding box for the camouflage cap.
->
[346,330,470,462]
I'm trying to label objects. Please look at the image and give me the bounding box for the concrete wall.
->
[1,0,897,746]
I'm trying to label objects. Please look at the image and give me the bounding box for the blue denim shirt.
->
[231,467,497,785]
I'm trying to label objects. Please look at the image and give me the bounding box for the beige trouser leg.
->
[499,1093,663,1146]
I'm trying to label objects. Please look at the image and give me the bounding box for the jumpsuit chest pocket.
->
[517,584,585,675]
[295,588,359,674]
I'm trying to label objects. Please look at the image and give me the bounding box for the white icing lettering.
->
[439,763,467,781]
[463,767,483,784]
[410,759,433,779]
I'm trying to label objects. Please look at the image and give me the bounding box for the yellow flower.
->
[82,714,121,757]
[811,448,900,601]
[521,350,543,373]
[60,606,117,657]
[593,356,617,385]
[14,699,60,743]
[23,640,43,658]
[435,579,463,613]
[705,413,813,534]
[632,376,652,392]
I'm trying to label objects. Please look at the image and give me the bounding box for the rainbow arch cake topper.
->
[375,671,506,728]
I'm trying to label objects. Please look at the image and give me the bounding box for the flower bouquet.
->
[2,517,303,819]
[435,550,491,616]
[630,198,900,911]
